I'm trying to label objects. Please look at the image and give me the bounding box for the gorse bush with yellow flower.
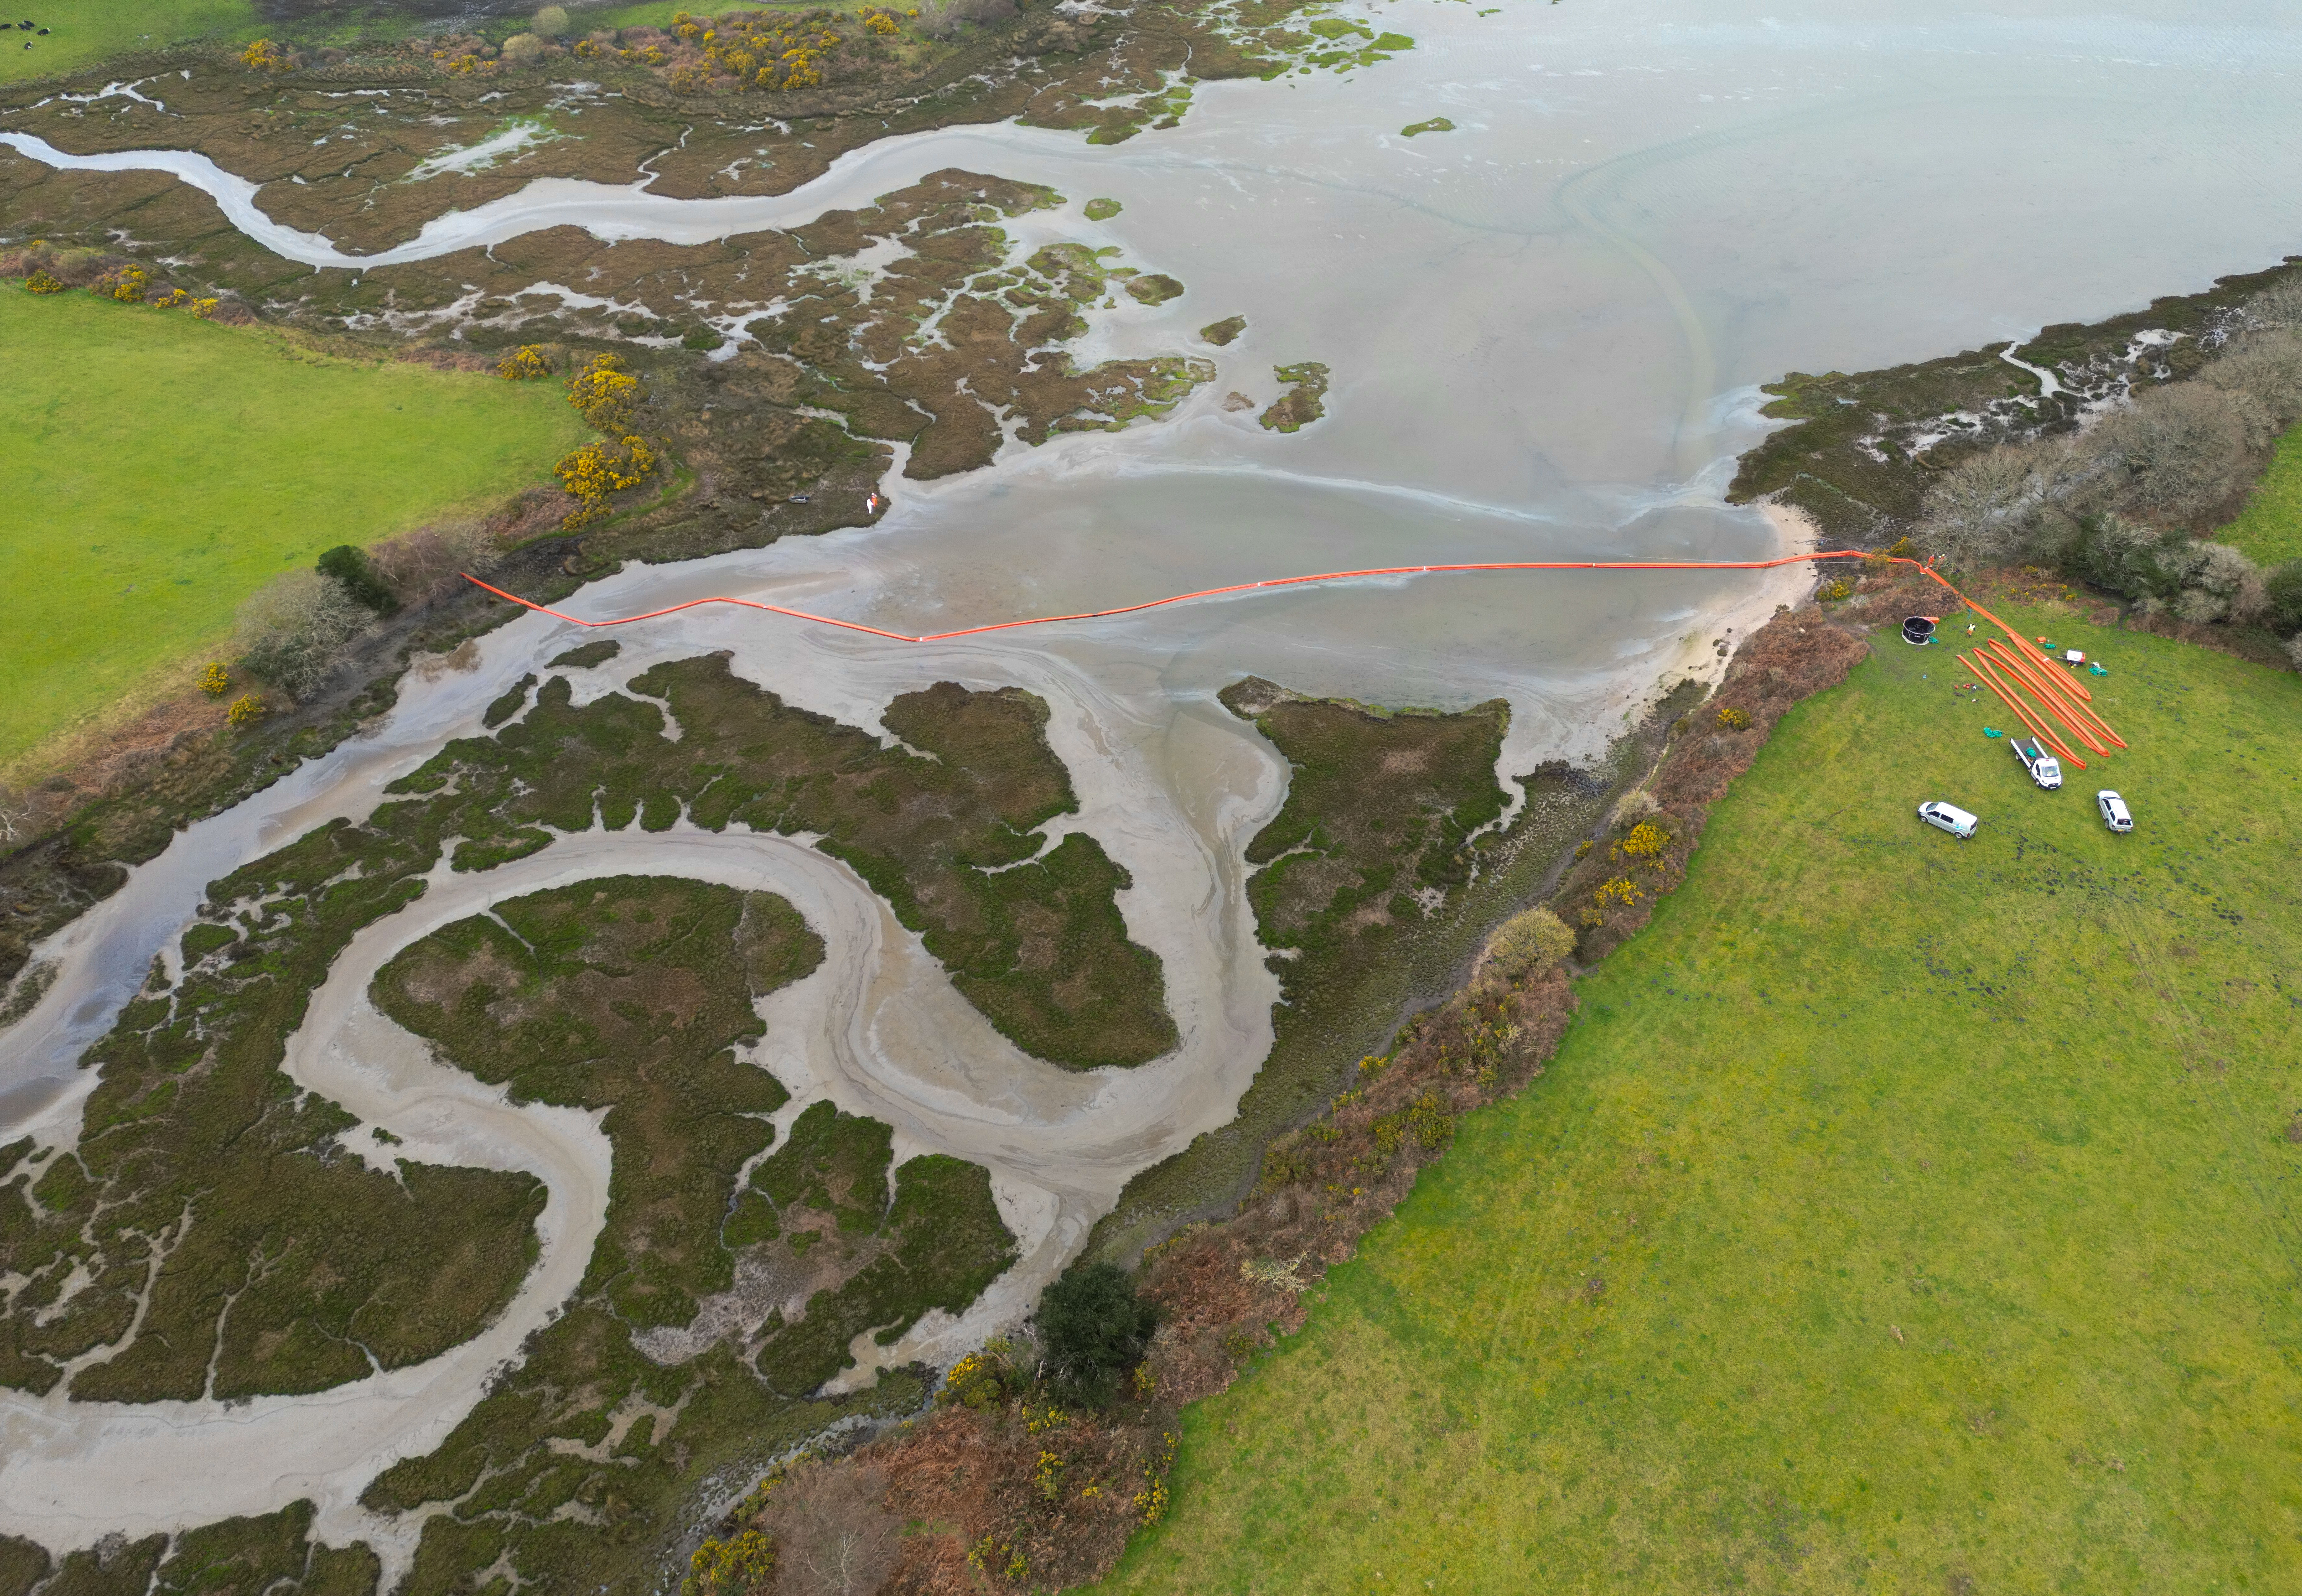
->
[196,663,231,698]
[555,435,659,527]
[497,344,552,381]
[96,265,147,304]
[558,8,900,95]
[24,270,63,295]
[239,38,300,72]
[1616,819,1669,859]
[681,1529,773,1596]
[566,351,644,428]
[1593,875,1642,909]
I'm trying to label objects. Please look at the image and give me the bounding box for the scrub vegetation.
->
[1900,278,2302,654]
[0,277,585,769]
[1099,597,2302,1594]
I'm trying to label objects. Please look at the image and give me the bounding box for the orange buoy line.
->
[460,552,1903,643]
[460,551,2131,752]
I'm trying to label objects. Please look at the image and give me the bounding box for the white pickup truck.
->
[2011,738,2063,790]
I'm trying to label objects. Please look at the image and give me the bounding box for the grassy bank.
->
[0,287,587,769]
[2221,421,2302,568]
[1101,604,2302,1593]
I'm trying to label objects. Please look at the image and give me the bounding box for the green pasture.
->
[2221,422,2302,569]
[1105,605,2302,1593]
[0,286,586,769]
[0,1,259,84]
[0,2,688,84]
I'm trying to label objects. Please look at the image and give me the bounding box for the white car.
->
[2097,790,2134,833]
[1918,800,1979,839]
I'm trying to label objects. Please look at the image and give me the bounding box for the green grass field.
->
[0,1,261,84]
[0,287,587,769]
[1103,606,2302,1594]
[2222,423,2302,569]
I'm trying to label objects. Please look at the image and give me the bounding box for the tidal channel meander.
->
[4,0,2301,1563]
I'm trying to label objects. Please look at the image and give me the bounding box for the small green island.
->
[1200,315,1248,346]
[1258,362,1331,432]
[1085,197,1124,220]
[1401,116,1456,136]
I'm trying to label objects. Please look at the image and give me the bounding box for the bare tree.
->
[1917,438,2064,568]
[2085,382,2253,521]
[236,569,374,701]
[2201,326,2302,450]
[759,1463,902,1596]
[2244,277,2302,332]
[367,519,500,601]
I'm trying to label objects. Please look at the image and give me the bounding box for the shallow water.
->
[6,0,2302,1553]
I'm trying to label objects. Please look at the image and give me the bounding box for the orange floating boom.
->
[1985,643,2114,756]
[1984,639,2126,751]
[2005,642,2125,746]
[1964,653,2086,768]
[1910,566,2057,671]
[460,551,2138,758]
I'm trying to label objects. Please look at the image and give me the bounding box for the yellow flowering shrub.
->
[196,663,231,698]
[1034,1449,1065,1499]
[25,270,65,294]
[1131,1432,1178,1524]
[966,1536,1028,1582]
[192,298,222,318]
[628,9,862,93]
[864,11,901,35]
[240,38,295,71]
[566,351,645,426]
[1617,820,1668,859]
[554,434,659,527]
[1593,875,1642,909]
[96,266,148,304]
[226,693,269,728]
[681,1529,773,1596]
[939,1343,1018,1410]
[148,287,189,309]
[1715,704,1752,730]
[497,344,552,381]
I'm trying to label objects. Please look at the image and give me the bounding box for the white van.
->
[1918,801,1979,839]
